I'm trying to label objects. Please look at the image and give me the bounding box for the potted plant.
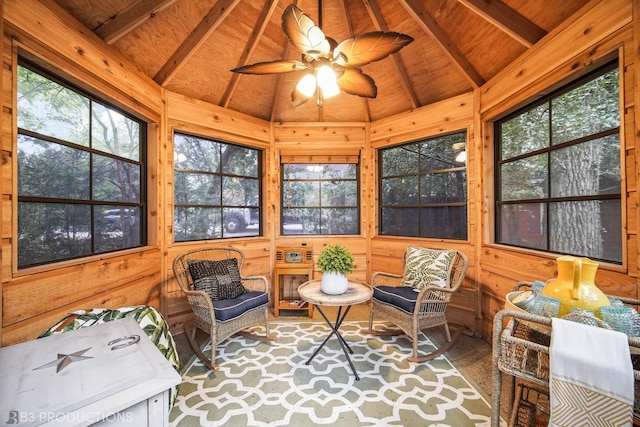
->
[317,244,355,294]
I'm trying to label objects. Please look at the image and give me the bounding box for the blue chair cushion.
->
[214,291,268,322]
[372,286,418,314]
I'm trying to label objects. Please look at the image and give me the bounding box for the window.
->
[281,159,360,235]
[496,62,621,263]
[174,133,261,241]
[16,61,145,268]
[379,132,468,239]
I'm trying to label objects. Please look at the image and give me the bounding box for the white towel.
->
[549,317,634,426]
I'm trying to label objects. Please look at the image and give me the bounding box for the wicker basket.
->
[496,310,640,420]
[498,318,550,386]
[508,383,549,427]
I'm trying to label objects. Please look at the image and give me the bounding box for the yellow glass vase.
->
[540,255,610,317]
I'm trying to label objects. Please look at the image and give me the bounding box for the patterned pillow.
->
[187,258,246,300]
[401,247,456,291]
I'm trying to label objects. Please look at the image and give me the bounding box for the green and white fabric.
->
[39,305,180,408]
[402,246,456,291]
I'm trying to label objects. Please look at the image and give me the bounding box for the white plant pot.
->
[321,272,349,295]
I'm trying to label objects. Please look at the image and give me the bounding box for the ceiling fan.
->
[231,3,414,107]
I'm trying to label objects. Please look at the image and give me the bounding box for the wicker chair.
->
[173,247,274,370]
[368,247,469,362]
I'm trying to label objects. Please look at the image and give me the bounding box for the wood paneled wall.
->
[1,0,166,345]
[369,92,480,331]
[164,92,272,333]
[1,0,638,346]
[478,0,639,339]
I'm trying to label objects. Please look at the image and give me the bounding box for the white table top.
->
[0,317,181,426]
[298,279,372,306]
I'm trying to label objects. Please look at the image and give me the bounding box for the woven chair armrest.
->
[182,288,210,301]
[414,286,454,315]
[241,275,269,293]
[183,289,215,311]
[371,271,404,287]
[416,284,457,299]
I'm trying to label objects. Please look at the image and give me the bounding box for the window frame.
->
[173,131,263,242]
[494,60,622,264]
[279,155,361,236]
[377,130,468,240]
[16,58,147,269]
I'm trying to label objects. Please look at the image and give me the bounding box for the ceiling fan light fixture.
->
[316,65,340,99]
[296,74,317,98]
[231,4,413,107]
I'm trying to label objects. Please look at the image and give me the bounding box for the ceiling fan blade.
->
[282,4,331,58]
[291,84,314,107]
[337,67,377,98]
[231,59,308,75]
[333,32,414,67]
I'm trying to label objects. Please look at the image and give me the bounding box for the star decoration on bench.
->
[34,347,93,373]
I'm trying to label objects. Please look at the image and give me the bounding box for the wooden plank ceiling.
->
[51,0,591,123]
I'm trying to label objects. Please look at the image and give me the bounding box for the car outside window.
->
[174,132,261,240]
[17,61,145,268]
[281,162,360,235]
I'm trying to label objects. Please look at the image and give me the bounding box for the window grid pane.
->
[174,133,261,240]
[379,131,468,240]
[281,163,360,235]
[496,63,621,263]
[17,66,90,146]
[16,62,145,268]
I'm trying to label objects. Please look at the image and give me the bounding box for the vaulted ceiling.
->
[51,0,591,123]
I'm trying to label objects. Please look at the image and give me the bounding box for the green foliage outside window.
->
[281,163,359,235]
[496,62,621,263]
[379,132,468,239]
[17,61,144,268]
[173,132,261,241]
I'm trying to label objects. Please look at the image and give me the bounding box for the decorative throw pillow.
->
[401,246,456,291]
[187,258,246,300]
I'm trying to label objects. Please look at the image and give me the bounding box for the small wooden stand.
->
[273,245,314,318]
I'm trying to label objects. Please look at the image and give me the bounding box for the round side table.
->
[298,279,373,380]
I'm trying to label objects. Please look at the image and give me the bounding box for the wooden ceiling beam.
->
[338,0,371,122]
[220,0,279,108]
[399,0,485,88]
[94,0,179,45]
[271,0,302,122]
[153,0,241,86]
[362,0,420,109]
[457,0,546,48]
[269,42,292,123]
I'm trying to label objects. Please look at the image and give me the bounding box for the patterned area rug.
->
[169,321,499,426]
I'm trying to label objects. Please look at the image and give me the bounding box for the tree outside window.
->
[379,132,468,239]
[496,62,621,263]
[173,133,261,241]
[17,61,145,268]
[281,163,359,235]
